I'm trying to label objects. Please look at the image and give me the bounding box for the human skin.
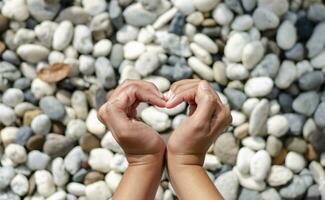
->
[98,79,231,200]
[165,79,232,200]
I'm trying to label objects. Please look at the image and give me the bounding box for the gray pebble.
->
[293,91,320,116]
[224,88,247,110]
[31,114,51,135]
[299,71,325,91]
[239,189,261,200]
[27,150,50,171]
[0,167,15,190]
[43,134,75,157]
[95,57,116,89]
[280,176,307,199]
[314,102,325,128]
[16,126,33,146]
[284,113,306,136]
[39,96,66,121]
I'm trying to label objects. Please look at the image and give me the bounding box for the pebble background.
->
[0,0,325,199]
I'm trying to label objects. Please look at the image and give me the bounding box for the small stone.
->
[37,63,70,83]
[101,131,123,154]
[224,88,247,110]
[293,91,319,116]
[236,147,255,174]
[261,188,281,200]
[80,134,100,153]
[1,0,29,21]
[242,136,266,151]
[224,32,251,62]
[123,3,157,27]
[257,0,289,16]
[86,109,106,137]
[31,78,56,99]
[53,21,73,51]
[234,166,266,191]
[85,181,112,200]
[280,176,307,199]
[135,52,160,77]
[84,171,105,185]
[238,189,261,200]
[2,88,24,107]
[285,43,304,61]
[299,71,325,91]
[31,114,51,135]
[43,134,75,158]
[95,57,116,89]
[266,136,283,157]
[0,104,16,126]
[214,170,239,200]
[27,0,60,21]
[245,77,273,97]
[242,41,264,69]
[89,148,114,173]
[307,22,325,58]
[105,171,122,192]
[213,61,228,86]
[213,3,234,25]
[193,33,218,54]
[143,76,171,92]
[51,157,69,187]
[275,60,297,89]
[123,41,146,60]
[5,144,27,165]
[40,96,66,121]
[213,133,239,166]
[285,151,306,173]
[67,182,86,196]
[306,184,321,200]
[17,44,49,64]
[267,165,293,186]
[284,113,306,135]
[253,8,279,31]
[26,134,45,151]
[250,150,271,181]
[66,119,87,140]
[16,126,33,146]
[141,107,171,132]
[93,39,112,57]
[10,174,29,196]
[249,99,269,136]
[276,21,297,50]
[27,150,50,170]
[285,137,307,155]
[226,63,249,81]
[0,166,16,190]
[56,6,90,25]
[314,102,325,128]
[231,15,253,31]
[309,161,325,184]
[34,170,56,197]
[64,146,88,175]
[192,0,219,12]
[267,115,289,137]
[82,0,107,16]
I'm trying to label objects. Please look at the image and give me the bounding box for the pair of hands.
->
[98,79,231,199]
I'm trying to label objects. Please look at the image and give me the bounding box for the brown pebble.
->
[26,135,45,151]
[84,171,105,185]
[81,161,91,170]
[79,134,100,153]
[201,19,217,27]
[52,121,65,134]
[307,144,319,161]
[273,148,288,165]
[0,15,9,33]
[37,63,71,83]
[23,109,42,125]
[0,42,5,54]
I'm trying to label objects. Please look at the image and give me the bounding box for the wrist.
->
[167,151,205,167]
[127,150,165,167]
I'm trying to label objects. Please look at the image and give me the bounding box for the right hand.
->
[165,80,232,166]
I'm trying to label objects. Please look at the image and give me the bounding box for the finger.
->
[165,87,197,108]
[169,79,200,96]
[191,81,219,122]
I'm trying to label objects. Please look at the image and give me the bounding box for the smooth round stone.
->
[188,57,214,81]
[5,144,27,165]
[27,0,60,21]
[242,41,264,69]
[72,169,87,183]
[95,57,116,89]
[311,49,325,69]
[31,114,51,135]
[67,182,86,196]
[135,52,160,77]
[213,133,239,166]
[231,15,253,31]
[203,154,221,171]
[43,134,75,157]
[79,55,95,75]
[173,0,195,15]
[280,176,307,199]
[193,33,218,54]
[157,101,186,116]
[226,63,249,81]
[238,189,261,200]
[299,71,325,91]
[314,102,325,128]
[52,157,69,187]
[267,165,293,187]
[79,133,101,153]
[89,148,114,173]
[117,25,139,44]
[1,127,18,146]
[257,0,289,16]
[10,174,29,196]
[143,76,170,92]
[267,115,289,137]
[17,44,49,63]
[123,41,145,60]
[26,134,45,151]
[214,171,239,200]
[293,91,320,116]
[105,171,123,192]
[0,104,16,126]
[252,8,279,31]
[141,107,171,132]
[275,60,297,89]
[285,43,304,61]
[123,2,157,27]
[66,119,87,140]
[73,25,93,54]
[224,88,247,110]
[101,131,123,154]
[213,3,234,25]
[250,150,271,181]
[84,171,105,185]
[266,136,283,157]
[16,126,33,146]
[1,0,29,21]
[93,39,112,57]
[213,61,227,86]
[242,136,266,151]
[224,32,251,62]
[190,43,212,65]
[34,170,56,197]
[27,150,50,170]
[245,77,274,97]
[64,146,88,175]
[249,99,269,136]
[31,78,56,99]
[236,147,255,174]
[0,166,16,190]
[2,88,24,107]
[285,151,306,173]
[276,20,297,50]
[286,137,307,154]
[231,110,246,127]
[85,181,112,200]
[234,166,266,191]
[251,54,280,78]
[86,109,106,137]
[242,98,259,116]
[192,0,219,12]
[284,113,306,136]
[40,96,66,121]
[53,21,73,50]
[82,0,106,16]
